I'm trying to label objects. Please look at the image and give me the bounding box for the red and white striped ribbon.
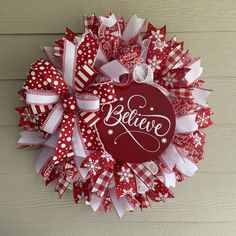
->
[73,64,97,92]
[79,111,100,127]
[30,104,54,114]
[54,46,63,57]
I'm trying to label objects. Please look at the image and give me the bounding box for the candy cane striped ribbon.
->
[73,64,97,92]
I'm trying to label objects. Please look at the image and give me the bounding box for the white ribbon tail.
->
[176,157,198,177]
[185,59,203,85]
[175,114,198,133]
[17,131,46,146]
[141,39,151,61]
[94,48,109,69]
[192,88,212,107]
[63,40,76,88]
[72,121,89,158]
[90,194,104,212]
[99,13,118,28]
[163,171,176,188]
[109,187,134,218]
[41,103,64,134]
[74,156,89,180]
[122,15,146,42]
[72,119,90,158]
[135,176,149,194]
[35,146,53,173]
[161,143,198,177]
[44,132,59,148]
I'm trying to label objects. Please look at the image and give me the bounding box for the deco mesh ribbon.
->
[16,14,213,218]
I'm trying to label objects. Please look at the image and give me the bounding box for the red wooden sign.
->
[97,82,176,163]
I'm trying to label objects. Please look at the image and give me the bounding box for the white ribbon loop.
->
[133,63,170,96]
[141,39,151,61]
[109,187,134,218]
[133,63,153,84]
[76,93,100,112]
[26,90,59,105]
[100,60,129,83]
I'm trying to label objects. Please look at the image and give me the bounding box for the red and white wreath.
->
[16,14,213,218]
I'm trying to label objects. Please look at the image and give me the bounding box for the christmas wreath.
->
[16,14,212,218]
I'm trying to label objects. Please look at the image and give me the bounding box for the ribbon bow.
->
[24,59,116,179]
